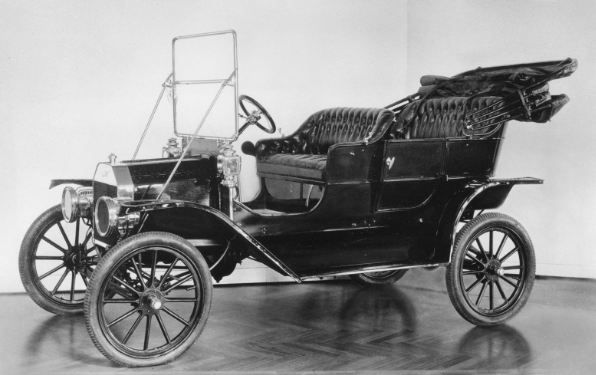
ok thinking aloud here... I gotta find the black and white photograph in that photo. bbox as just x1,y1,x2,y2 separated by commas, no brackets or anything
1,1,594,373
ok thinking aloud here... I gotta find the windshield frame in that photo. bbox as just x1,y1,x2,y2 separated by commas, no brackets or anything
171,30,239,141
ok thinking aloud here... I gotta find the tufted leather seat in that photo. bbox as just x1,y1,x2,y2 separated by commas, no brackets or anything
389,96,505,139
256,107,394,182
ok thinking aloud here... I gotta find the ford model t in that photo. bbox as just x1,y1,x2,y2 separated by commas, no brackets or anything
18,31,577,367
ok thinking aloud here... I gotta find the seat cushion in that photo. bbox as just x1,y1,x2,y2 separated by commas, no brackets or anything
257,154,327,181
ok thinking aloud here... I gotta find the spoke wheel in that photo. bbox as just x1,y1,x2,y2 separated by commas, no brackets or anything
446,213,535,326
350,269,408,286
85,232,212,367
19,205,100,314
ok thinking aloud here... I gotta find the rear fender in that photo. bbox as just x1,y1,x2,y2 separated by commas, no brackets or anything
433,178,543,264
125,201,301,283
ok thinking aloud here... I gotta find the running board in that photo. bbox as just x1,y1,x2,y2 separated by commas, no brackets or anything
299,262,448,279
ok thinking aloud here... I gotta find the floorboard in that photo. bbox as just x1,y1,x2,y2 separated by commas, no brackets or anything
2,268,595,374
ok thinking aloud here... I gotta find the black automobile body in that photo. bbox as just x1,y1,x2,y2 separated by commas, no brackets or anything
18,30,577,367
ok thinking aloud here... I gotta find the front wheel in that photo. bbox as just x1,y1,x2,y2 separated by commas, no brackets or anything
19,205,100,314
445,213,535,326
350,269,408,286
84,232,212,367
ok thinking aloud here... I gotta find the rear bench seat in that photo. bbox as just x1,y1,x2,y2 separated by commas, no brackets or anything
388,96,505,139
255,107,394,183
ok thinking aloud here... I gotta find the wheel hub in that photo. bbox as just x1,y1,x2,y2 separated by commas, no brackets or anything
140,290,164,313
64,246,89,271
485,259,504,281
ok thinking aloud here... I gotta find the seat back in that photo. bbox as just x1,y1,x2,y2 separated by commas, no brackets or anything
388,96,506,139
290,107,394,154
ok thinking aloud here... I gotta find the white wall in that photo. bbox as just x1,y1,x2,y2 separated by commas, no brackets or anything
0,0,408,292
407,0,596,278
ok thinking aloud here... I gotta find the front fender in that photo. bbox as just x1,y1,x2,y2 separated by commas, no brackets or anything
125,201,301,283
433,177,543,264
49,179,93,189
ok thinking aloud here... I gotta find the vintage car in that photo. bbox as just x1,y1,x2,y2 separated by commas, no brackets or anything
18,30,577,367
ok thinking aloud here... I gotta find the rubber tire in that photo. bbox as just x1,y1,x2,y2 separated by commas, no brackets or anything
19,205,84,315
84,232,213,367
445,212,535,326
350,269,409,286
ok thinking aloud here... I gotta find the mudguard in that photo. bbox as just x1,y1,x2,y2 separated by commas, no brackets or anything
124,200,302,283
433,177,543,264
49,179,93,189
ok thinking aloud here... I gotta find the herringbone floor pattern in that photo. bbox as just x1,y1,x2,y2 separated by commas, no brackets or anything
2,269,596,374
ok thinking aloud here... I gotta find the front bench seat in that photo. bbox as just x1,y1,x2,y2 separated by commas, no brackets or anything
255,107,394,182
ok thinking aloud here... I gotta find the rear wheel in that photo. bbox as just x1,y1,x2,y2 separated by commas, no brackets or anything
84,232,212,367
350,269,408,286
19,205,100,314
446,213,535,326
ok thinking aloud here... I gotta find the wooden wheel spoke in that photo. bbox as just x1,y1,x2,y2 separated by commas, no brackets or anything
475,238,488,261
489,281,494,310
39,262,65,280
131,256,146,291
75,219,80,247
503,265,521,270
499,247,519,263
465,277,483,293
82,232,93,250
462,270,484,275
122,313,144,344
57,222,72,248
504,273,521,280
104,298,139,304
165,297,198,303
158,259,179,288
498,274,519,288
112,275,141,296
149,250,157,288
495,279,508,301
475,280,488,306
51,268,70,295
156,313,171,344
41,237,67,254
144,315,152,350
495,233,508,259
70,270,77,301
162,306,189,326
163,274,193,294
489,230,494,258
35,256,64,260
108,307,139,328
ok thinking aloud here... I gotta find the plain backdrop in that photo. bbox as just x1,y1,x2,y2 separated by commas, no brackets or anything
0,0,593,293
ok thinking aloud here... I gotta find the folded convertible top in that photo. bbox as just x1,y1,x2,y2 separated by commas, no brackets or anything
418,58,577,100
387,58,577,138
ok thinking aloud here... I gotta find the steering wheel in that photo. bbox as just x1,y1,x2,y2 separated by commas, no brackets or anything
238,95,276,135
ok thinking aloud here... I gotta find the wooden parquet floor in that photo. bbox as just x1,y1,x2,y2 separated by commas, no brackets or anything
2,268,596,374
